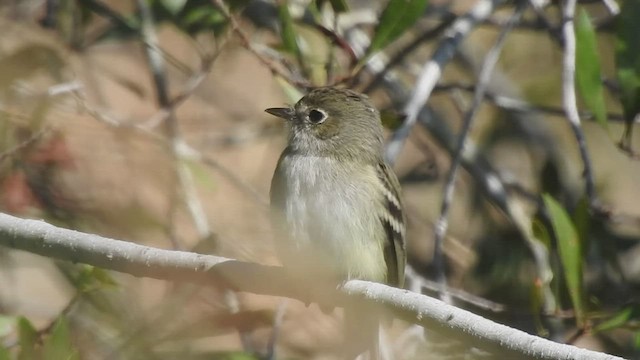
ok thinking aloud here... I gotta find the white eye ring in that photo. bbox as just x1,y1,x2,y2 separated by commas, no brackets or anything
307,109,327,124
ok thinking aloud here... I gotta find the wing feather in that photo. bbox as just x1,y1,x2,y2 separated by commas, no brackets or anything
376,162,406,288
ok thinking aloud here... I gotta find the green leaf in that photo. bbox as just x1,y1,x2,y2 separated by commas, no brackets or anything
316,0,348,12
75,265,117,292
0,315,14,338
17,317,38,360
90,267,118,287
367,0,429,57
43,317,78,360
182,7,225,28
185,159,216,192
616,0,640,131
634,332,640,349
575,8,607,129
531,218,552,249
277,2,301,57
0,345,9,360
160,0,188,15
529,278,548,337
572,197,590,251
543,194,585,326
594,306,640,332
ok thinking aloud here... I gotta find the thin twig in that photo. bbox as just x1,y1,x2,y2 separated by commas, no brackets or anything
74,91,270,208
405,266,506,313
432,2,525,302
560,0,598,208
224,289,258,355
265,300,288,360
136,0,182,249
200,155,269,207
0,127,51,164
363,12,457,94
137,0,212,249
385,0,504,165
142,24,234,129
3,292,81,349
211,0,310,88
434,82,628,123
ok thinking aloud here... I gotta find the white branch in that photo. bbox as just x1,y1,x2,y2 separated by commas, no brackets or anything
0,213,622,360
384,0,503,164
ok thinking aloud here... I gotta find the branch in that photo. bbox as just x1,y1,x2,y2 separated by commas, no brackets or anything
384,0,504,165
432,2,525,302
0,213,623,360
561,0,598,208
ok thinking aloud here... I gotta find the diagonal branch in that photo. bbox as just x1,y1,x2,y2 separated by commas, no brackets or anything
560,0,599,208
384,0,504,165
432,1,527,302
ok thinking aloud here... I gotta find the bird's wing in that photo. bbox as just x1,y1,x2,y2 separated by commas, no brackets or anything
377,162,406,288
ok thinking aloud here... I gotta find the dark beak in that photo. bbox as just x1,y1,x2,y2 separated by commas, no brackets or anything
265,107,294,120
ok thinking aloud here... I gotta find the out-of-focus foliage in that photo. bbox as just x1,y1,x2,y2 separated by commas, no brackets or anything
575,7,607,129
0,0,639,359
616,0,640,146
42,317,79,360
542,194,585,326
365,0,429,59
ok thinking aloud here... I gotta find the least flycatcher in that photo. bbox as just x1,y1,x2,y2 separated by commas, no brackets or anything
267,87,406,358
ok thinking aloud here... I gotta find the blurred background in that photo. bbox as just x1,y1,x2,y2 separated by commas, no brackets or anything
0,0,639,359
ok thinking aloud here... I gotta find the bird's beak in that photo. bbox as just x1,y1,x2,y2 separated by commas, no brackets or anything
265,107,294,120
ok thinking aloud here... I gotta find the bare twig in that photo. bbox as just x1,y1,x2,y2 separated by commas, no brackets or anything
265,300,288,360
0,127,50,164
223,289,258,355
560,0,598,208
211,0,310,88
432,2,525,302
434,82,628,123
141,19,234,129
405,266,506,313
200,155,269,207
137,0,211,248
363,12,457,94
384,0,504,165
73,91,269,208
600,0,620,15
0,213,623,360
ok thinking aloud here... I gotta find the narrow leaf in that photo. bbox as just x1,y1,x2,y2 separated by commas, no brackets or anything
367,0,429,57
575,8,607,129
17,317,38,360
277,2,301,57
616,0,640,137
594,306,640,333
572,197,590,252
543,194,585,326
43,317,79,360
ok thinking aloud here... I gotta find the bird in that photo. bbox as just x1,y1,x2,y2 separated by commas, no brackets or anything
266,87,406,359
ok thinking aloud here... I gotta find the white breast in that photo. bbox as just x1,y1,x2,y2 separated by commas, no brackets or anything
277,155,387,282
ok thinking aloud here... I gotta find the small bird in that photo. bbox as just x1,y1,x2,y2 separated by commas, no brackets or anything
267,87,406,359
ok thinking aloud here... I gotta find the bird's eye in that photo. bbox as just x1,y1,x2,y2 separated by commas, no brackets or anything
308,109,327,124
